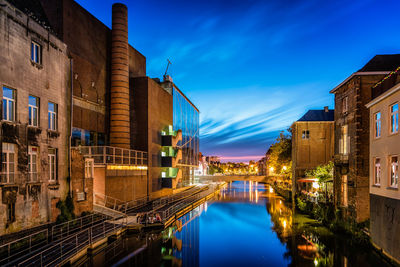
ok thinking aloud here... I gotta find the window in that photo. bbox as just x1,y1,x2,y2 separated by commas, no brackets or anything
48,148,57,181
390,156,398,188
30,41,41,64
29,96,39,127
374,158,381,185
7,203,15,223
374,112,381,138
342,96,348,114
302,130,310,139
84,158,94,178
341,175,348,207
48,102,58,131
2,87,15,121
390,103,399,134
1,143,15,183
339,125,349,155
28,146,38,182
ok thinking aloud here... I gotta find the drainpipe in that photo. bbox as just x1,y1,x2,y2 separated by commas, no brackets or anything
69,57,73,196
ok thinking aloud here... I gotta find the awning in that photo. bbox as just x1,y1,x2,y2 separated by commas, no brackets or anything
297,178,317,183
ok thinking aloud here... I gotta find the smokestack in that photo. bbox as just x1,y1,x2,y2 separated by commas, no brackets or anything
110,3,130,148
324,106,329,113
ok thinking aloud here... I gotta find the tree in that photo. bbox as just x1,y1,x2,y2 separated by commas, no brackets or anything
267,129,292,178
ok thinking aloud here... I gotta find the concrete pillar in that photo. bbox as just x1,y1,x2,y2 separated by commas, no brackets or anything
110,3,130,148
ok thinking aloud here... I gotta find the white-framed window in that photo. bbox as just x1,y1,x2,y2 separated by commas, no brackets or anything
28,146,38,182
342,96,348,114
390,156,398,188
374,112,381,138
302,130,310,139
29,95,39,127
48,102,58,131
48,148,57,181
390,103,399,134
84,158,94,178
374,158,381,185
1,143,15,183
339,125,349,155
341,175,348,207
2,87,15,122
31,41,41,64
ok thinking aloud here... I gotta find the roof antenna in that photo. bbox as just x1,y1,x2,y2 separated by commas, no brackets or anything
163,59,172,82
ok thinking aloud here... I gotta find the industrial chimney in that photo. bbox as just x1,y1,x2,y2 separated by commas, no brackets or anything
110,3,130,149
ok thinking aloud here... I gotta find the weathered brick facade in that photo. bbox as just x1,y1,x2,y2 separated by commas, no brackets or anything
332,74,388,222
0,0,70,234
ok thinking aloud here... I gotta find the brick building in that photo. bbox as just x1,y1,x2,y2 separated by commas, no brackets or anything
291,108,334,194
330,54,400,222
0,0,70,233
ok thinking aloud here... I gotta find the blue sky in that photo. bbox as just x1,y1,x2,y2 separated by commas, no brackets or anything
77,0,400,162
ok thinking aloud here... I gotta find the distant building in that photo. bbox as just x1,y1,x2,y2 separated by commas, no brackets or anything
257,157,266,176
366,68,400,263
330,54,400,222
206,156,220,166
291,107,334,194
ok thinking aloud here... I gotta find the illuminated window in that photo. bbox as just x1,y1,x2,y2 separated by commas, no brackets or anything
3,87,15,122
374,158,381,185
341,175,348,207
31,41,41,64
302,130,310,139
390,103,399,134
374,112,381,138
390,156,398,188
29,96,39,127
1,143,15,183
161,172,166,178
339,125,349,155
48,148,57,181
28,146,38,182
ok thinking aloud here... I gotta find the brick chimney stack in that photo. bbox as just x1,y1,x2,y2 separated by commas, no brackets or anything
324,106,329,113
110,3,130,148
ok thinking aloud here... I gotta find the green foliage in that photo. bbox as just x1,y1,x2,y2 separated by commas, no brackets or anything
306,161,334,183
56,195,75,223
208,164,223,175
268,129,292,176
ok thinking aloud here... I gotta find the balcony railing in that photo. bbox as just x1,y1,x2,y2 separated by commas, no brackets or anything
72,146,148,166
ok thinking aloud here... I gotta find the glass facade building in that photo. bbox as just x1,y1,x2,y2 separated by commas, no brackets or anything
173,86,199,185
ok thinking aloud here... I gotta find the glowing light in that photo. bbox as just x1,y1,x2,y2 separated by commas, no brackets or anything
269,187,274,193
314,258,318,266
269,167,274,172
283,220,287,229
282,166,287,171
107,165,148,171
312,182,320,189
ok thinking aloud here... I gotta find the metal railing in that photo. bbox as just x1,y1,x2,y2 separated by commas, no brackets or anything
0,229,48,266
94,192,148,215
72,146,148,166
15,220,125,267
51,213,108,240
152,185,206,209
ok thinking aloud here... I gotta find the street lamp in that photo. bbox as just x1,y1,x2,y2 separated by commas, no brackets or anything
282,166,287,171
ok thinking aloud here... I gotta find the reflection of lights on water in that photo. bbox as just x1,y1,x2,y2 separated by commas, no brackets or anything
312,182,320,189
255,189,258,203
205,201,208,212
314,258,318,266
269,187,274,193
279,200,282,204
283,220,287,229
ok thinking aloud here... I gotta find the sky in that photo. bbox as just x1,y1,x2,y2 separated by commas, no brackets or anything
77,0,400,162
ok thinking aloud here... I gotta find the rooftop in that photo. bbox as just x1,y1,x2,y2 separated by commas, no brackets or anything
297,109,334,122
358,54,400,72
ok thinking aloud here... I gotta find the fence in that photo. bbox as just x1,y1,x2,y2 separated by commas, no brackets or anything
152,185,207,209
94,193,148,215
0,229,48,266
72,146,148,166
13,220,124,267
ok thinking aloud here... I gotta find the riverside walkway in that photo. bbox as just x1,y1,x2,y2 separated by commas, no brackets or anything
1,182,224,267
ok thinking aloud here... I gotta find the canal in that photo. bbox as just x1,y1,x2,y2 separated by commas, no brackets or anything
83,181,392,267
